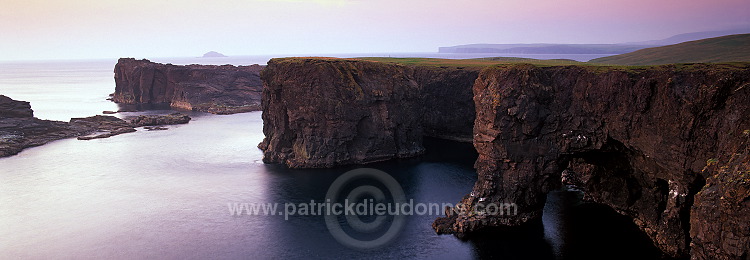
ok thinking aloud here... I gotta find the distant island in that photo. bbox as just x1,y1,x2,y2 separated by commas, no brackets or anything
438,43,656,55
439,28,750,55
202,51,227,58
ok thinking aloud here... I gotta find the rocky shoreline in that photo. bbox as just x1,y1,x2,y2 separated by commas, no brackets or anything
3,57,261,156
0,95,192,156
258,58,750,259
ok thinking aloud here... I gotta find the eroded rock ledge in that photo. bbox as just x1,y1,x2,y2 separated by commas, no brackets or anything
112,58,264,114
258,58,478,168
259,58,750,259
0,95,192,156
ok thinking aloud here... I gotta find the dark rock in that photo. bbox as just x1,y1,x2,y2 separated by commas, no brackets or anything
0,117,85,157
116,107,139,112
258,58,478,168
112,58,263,114
690,134,750,260
75,127,137,140
259,58,425,168
129,113,191,127
0,95,34,118
144,126,168,131
0,95,194,156
434,63,750,259
70,115,136,140
412,66,479,142
258,58,750,259
102,110,117,114
0,95,84,156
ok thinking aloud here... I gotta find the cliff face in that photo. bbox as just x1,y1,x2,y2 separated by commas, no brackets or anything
412,66,478,142
259,58,750,258
258,58,425,168
690,134,750,260
113,58,264,114
433,63,750,259
258,58,479,168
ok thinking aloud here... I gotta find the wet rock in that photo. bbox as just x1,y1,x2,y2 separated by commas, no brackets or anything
70,115,136,140
144,126,168,131
0,95,194,156
1,96,87,156
0,117,84,157
129,113,191,127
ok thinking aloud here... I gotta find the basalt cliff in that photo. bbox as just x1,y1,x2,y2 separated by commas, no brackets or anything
437,63,750,259
259,58,750,259
112,58,264,114
258,58,477,168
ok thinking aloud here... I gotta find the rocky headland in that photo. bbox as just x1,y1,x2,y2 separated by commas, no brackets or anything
435,63,750,259
258,58,478,168
112,58,264,114
258,58,750,259
0,95,192,156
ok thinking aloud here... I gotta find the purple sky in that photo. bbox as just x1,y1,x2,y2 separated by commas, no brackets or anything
1,0,749,60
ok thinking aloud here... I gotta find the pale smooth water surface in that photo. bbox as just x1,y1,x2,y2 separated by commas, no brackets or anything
0,56,663,260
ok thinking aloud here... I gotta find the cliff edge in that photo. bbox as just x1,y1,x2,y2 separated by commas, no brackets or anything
258,57,750,259
112,58,264,114
258,58,479,168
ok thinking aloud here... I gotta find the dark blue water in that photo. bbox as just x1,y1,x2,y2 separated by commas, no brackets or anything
0,58,663,259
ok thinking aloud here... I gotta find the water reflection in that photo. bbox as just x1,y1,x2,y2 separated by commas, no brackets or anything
0,114,479,259
0,111,667,259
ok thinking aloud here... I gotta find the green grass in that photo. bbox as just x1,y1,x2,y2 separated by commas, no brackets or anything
356,57,584,67
590,34,750,66
272,56,750,72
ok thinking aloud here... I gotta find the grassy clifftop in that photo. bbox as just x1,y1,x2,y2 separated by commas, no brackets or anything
358,57,583,67
590,34,750,65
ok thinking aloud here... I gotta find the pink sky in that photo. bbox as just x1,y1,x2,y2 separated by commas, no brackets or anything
1,0,748,60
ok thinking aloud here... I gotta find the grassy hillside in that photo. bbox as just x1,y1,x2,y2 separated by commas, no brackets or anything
358,57,583,67
590,34,750,65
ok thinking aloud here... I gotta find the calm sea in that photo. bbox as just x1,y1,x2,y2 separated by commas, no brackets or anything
0,54,661,259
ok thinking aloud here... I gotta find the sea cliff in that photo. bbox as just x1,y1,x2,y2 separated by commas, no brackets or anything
112,58,264,114
258,58,478,168
259,58,750,259
434,63,750,259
